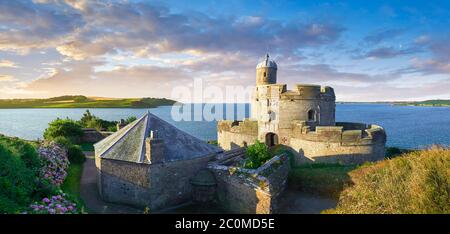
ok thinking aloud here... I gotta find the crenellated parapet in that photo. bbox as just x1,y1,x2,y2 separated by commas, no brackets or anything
291,121,386,146
278,84,335,101
217,119,258,135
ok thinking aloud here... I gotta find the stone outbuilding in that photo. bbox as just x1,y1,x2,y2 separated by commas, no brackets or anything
94,112,222,211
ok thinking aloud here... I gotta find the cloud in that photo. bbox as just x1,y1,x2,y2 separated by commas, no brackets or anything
0,74,16,82
407,35,450,75
364,28,405,44
356,46,421,59
0,0,84,53
0,60,18,68
22,61,193,98
47,2,344,60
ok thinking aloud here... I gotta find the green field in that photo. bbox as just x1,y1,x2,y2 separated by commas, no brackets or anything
0,95,176,108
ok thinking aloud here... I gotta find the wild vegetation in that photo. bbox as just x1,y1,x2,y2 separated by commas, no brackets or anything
0,95,176,108
323,146,450,214
0,135,83,214
78,109,136,132
242,140,272,169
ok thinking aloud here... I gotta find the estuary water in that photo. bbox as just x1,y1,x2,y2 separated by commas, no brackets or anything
0,103,449,149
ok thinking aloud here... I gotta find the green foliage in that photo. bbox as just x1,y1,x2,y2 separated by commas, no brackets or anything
78,109,133,132
0,143,36,213
125,116,137,124
207,140,218,145
130,97,175,108
325,146,450,214
43,118,83,143
242,140,272,169
67,145,85,164
52,136,85,164
61,164,86,212
52,136,72,148
385,147,412,159
0,135,40,172
80,143,94,152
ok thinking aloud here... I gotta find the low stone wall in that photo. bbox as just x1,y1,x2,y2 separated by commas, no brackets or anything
290,122,386,165
217,119,258,150
81,128,111,143
208,153,290,214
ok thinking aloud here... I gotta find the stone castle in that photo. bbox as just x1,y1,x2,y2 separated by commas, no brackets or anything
93,54,386,213
218,54,386,165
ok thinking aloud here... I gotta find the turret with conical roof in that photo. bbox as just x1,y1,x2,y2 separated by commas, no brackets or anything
256,53,277,85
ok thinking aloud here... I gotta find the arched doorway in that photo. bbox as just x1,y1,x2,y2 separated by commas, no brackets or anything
265,133,279,147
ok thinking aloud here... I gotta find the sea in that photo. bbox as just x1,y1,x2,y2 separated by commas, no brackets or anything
0,103,449,149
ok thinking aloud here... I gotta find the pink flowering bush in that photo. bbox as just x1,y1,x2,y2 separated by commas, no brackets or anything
37,142,69,186
28,192,79,214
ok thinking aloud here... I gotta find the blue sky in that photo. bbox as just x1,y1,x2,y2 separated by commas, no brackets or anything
0,0,449,101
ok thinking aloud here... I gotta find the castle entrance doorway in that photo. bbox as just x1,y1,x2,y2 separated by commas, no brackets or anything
265,133,278,147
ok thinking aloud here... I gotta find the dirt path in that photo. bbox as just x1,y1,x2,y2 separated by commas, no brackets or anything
80,157,141,214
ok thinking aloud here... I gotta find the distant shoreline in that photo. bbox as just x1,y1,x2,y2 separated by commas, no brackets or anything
0,95,176,109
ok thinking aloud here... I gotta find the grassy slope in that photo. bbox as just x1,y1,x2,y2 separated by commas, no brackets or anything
0,95,176,108
324,147,450,214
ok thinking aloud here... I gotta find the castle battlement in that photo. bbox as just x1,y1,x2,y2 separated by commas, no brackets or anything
291,121,386,146
254,83,335,101
217,119,258,135
220,53,386,165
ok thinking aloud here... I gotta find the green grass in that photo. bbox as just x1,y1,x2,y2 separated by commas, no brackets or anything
80,143,94,152
288,163,357,198
0,95,176,108
61,163,85,210
324,146,450,214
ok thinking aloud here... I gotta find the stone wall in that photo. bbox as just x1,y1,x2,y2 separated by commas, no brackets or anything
217,120,258,150
96,159,151,208
81,128,107,143
290,123,386,165
96,154,216,211
208,153,290,214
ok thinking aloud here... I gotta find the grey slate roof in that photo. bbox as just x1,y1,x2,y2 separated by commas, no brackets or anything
94,112,222,163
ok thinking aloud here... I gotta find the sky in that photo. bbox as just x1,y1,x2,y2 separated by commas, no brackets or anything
0,0,449,102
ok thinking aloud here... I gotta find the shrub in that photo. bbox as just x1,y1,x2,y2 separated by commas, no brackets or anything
243,140,272,169
52,136,72,148
0,144,36,213
67,145,85,164
43,118,83,143
0,135,40,173
38,142,70,186
325,146,450,214
28,192,80,214
52,136,86,164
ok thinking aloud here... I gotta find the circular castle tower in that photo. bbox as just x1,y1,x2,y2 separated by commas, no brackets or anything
218,54,386,165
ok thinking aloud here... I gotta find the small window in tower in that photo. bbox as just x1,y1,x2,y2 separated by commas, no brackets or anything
308,109,316,121
264,72,266,77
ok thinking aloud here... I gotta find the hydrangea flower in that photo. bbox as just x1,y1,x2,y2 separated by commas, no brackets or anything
37,142,69,186
28,193,79,214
